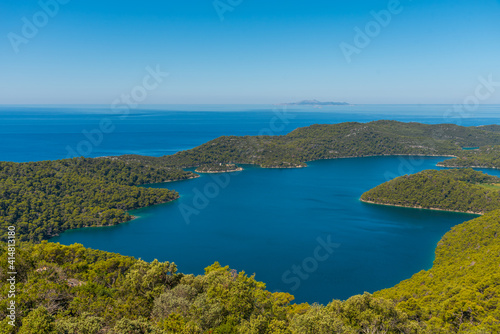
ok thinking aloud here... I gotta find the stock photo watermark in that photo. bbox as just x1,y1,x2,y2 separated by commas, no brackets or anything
382,74,500,182
7,0,71,54
179,172,237,224
213,0,244,21
6,226,17,327
340,0,408,64
65,65,168,159
443,74,500,125
282,235,340,291
179,107,295,224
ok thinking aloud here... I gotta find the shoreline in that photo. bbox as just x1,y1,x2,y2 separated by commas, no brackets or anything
360,198,483,215
437,163,500,170
195,167,244,173
142,174,201,185
263,165,307,169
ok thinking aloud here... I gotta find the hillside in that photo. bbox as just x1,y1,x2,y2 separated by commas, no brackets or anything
116,121,500,168
0,158,194,242
3,121,500,332
0,241,423,333
376,210,500,333
439,146,500,169
361,169,500,214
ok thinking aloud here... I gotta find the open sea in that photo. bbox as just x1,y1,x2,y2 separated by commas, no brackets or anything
2,104,500,304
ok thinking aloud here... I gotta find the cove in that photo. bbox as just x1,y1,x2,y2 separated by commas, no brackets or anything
50,156,500,304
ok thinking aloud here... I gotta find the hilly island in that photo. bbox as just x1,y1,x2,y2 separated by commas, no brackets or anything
2,120,500,333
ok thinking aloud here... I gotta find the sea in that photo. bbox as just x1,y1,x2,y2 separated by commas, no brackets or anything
2,104,500,304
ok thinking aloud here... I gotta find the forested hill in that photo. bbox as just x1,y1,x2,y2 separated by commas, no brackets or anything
361,169,500,214
439,145,500,169
376,210,500,333
115,121,500,168
0,158,195,242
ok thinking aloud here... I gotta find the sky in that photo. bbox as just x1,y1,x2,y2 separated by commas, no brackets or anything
1,0,500,105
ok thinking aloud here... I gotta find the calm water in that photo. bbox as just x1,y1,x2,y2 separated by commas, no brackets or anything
50,157,500,304
2,104,500,162
3,105,500,304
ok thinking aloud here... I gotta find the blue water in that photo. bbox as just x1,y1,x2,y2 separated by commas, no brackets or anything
3,105,500,304
1,104,500,162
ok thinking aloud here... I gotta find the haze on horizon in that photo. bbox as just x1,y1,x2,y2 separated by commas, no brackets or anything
1,0,500,105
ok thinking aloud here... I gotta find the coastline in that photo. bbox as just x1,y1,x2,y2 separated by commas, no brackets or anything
360,198,484,215
263,165,307,169
437,163,500,170
195,167,244,173
143,174,201,185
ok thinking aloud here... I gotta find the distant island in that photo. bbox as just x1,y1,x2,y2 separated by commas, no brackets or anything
278,99,350,106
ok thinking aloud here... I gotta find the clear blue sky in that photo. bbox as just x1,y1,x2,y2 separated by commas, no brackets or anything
1,0,500,104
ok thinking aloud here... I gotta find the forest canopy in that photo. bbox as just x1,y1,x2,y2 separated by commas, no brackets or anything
0,158,194,242
361,168,500,214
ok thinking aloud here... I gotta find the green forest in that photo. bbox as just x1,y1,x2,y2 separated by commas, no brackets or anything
439,146,500,169
195,164,242,173
376,210,500,333
0,158,194,242
2,121,500,333
361,169,500,214
115,121,500,169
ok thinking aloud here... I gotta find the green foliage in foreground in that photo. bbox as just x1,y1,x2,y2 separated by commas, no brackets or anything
1,241,423,333
0,158,194,242
116,121,500,168
5,209,500,334
439,146,500,169
361,169,500,214
376,210,500,333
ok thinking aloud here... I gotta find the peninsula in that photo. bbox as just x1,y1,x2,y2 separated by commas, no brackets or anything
361,168,500,214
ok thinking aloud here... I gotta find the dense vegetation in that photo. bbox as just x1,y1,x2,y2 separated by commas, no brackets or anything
0,158,195,242
4,209,500,333
3,121,500,332
0,241,423,333
439,146,500,169
376,210,500,333
195,163,242,173
116,121,500,168
361,169,500,214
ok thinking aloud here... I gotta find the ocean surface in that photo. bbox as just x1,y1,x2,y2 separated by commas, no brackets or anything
3,104,500,304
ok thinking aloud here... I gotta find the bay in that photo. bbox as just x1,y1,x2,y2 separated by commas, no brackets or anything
2,104,500,304
51,157,500,304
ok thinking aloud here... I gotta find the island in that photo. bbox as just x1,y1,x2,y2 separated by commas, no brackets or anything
4,120,500,333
